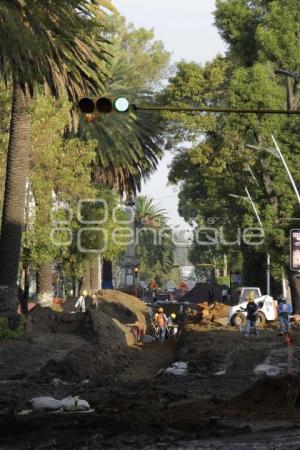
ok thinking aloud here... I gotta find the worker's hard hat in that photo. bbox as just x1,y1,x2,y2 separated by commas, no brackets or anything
170,313,176,320
82,290,88,296
154,313,158,319
248,291,255,301
158,307,164,313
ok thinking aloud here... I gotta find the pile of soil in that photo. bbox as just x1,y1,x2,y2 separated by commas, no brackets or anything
0,290,150,412
181,282,229,304
197,301,230,325
232,376,300,411
96,289,148,326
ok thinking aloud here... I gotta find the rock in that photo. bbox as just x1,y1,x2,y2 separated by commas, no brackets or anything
35,440,57,450
51,377,66,386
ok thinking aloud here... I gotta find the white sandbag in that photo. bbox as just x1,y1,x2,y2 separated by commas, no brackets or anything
61,396,76,411
76,399,90,411
61,396,90,411
164,361,188,376
30,397,63,412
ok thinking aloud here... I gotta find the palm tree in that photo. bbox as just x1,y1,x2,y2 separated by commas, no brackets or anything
81,58,165,197
0,0,115,324
134,196,175,275
79,42,168,288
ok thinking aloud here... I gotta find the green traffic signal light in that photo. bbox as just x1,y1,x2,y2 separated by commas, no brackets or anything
114,97,130,113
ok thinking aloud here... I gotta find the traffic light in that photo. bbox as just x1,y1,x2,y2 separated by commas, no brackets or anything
78,96,130,122
134,266,139,278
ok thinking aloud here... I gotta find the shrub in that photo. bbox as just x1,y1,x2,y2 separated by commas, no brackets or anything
0,318,23,340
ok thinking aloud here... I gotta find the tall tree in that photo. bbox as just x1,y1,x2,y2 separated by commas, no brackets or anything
134,196,175,280
79,17,170,287
0,0,114,324
81,16,170,197
162,0,300,310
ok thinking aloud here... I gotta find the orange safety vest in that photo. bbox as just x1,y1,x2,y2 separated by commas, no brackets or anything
150,281,158,290
157,312,167,327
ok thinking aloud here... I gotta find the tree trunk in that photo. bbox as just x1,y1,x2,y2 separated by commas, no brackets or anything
287,269,300,314
36,262,53,307
0,76,31,326
20,263,30,314
90,259,100,293
223,254,228,277
79,270,91,294
72,278,77,297
102,259,113,289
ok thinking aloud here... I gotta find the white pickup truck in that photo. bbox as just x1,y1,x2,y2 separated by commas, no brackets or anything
229,287,277,327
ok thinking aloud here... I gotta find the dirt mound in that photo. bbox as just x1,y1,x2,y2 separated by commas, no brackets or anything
96,289,148,324
181,282,228,304
233,376,300,410
0,290,150,395
197,301,229,323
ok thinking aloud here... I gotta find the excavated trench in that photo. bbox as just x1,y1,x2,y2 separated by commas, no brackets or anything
0,293,300,448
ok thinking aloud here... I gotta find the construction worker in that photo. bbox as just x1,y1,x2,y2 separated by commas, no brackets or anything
242,291,258,337
75,290,88,313
278,296,293,335
156,307,168,342
131,320,144,344
167,313,178,337
152,312,159,340
150,279,158,303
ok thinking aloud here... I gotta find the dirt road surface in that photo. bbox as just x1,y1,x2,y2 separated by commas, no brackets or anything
1,298,300,448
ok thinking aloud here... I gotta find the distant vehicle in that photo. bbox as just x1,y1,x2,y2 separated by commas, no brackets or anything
229,287,277,327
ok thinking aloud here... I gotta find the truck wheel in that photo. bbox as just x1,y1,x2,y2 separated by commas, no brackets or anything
256,312,266,328
232,313,246,327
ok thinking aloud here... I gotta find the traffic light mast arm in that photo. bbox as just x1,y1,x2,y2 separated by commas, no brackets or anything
131,105,300,115
78,97,300,116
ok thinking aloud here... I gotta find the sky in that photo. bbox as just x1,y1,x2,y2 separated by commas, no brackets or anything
113,0,227,228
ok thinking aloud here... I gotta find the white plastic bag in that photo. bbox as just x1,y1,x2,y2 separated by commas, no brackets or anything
30,397,63,412
61,396,90,411
77,399,90,411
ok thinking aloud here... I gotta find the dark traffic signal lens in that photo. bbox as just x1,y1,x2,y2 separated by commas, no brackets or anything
78,98,95,113
96,97,113,113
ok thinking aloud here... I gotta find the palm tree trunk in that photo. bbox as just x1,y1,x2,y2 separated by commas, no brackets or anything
79,270,91,294
287,269,300,314
90,259,100,293
36,262,53,307
0,76,31,325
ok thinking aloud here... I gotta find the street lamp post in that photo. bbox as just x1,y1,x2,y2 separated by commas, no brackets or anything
229,188,271,295
271,135,300,209
246,134,300,296
245,187,271,296
246,135,300,208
